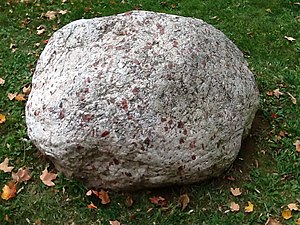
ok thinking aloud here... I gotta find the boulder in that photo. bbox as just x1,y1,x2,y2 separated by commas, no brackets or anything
26,10,259,191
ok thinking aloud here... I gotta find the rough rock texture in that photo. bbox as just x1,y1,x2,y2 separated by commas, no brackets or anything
26,10,259,191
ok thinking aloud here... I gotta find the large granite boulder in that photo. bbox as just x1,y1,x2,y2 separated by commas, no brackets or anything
26,10,259,191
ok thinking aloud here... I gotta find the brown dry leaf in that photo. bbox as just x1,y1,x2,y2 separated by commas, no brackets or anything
230,187,242,196
265,218,282,225
98,189,110,204
284,36,296,42
109,220,121,225
87,202,97,209
15,93,26,101
1,182,17,200
230,202,240,212
125,196,134,207
0,77,5,85
40,168,57,186
0,158,14,172
294,140,300,152
288,203,299,211
0,114,6,124
23,86,31,95
282,209,292,220
37,25,46,35
178,193,190,210
8,92,17,100
12,167,31,183
287,92,297,104
45,11,57,20
245,201,254,213
273,89,283,98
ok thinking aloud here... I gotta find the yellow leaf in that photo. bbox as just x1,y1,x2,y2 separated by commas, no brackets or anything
1,182,17,200
178,194,190,210
0,158,14,172
245,201,254,213
15,93,26,101
40,168,57,186
0,114,6,124
282,209,292,220
230,187,242,196
0,77,5,85
230,202,240,212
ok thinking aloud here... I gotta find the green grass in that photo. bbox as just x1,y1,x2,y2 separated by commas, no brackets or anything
0,0,299,224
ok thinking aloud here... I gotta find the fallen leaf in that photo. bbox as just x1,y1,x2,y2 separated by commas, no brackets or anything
58,10,68,15
294,2,300,5
12,167,31,183
282,209,292,220
45,11,56,20
294,140,300,152
273,89,283,98
23,86,31,95
1,182,17,200
0,158,14,172
178,194,190,210
15,93,26,101
8,92,17,100
0,78,5,85
288,203,299,211
125,196,134,207
98,189,110,204
297,218,300,224
245,201,254,213
284,36,296,42
265,218,282,225
287,92,297,104
150,196,168,207
265,8,272,13
5,214,13,224
87,202,97,209
9,43,17,53
266,91,273,96
40,168,57,186
230,187,242,196
0,114,6,124
230,202,240,212
34,219,42,225
37,25,46,35
109,221,121,225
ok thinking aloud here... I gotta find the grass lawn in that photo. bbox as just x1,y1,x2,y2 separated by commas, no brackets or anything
0,0,299,224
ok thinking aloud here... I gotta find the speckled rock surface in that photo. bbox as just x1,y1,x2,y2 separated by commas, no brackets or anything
26,10,259,191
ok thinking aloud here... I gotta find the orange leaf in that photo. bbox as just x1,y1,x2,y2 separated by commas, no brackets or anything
0,114,6,124
98,189,110,204
1,182,17,200
150,196,168,206
294,140,300,152
297,218,300,224
178,194,190,210
230,187,242,196
12,167,31,183
245,201,254,213
109,220,121,225
87,202,97,209
0,158,14,172
7,92,17,100
15,93,26,101
230,202,240,212
265,218,282,225
282,209,292,220
40,168,57,186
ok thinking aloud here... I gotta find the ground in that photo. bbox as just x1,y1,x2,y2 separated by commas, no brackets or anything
0,0,299,224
